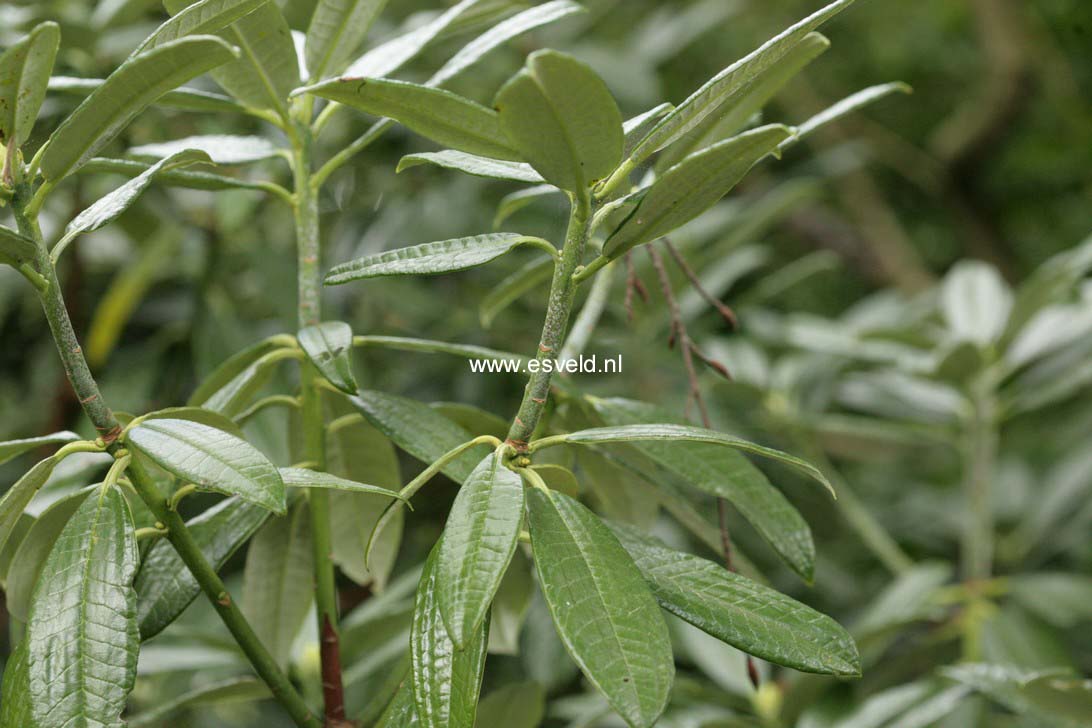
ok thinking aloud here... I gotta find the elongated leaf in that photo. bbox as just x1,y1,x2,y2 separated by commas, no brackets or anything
140,405,245,438
609,524,859,675
0,226,38,268
127,678,268,728
0,456,62,556
298,78,519,160
437,453,524,647
137,0,267,51
625,0,856,166
136,496,270,638
126,418,286,513
398,150,545,184
942,664,1090,727
789,82,912,145
350,391,485,483
526,489,673,728
164,0,297,114
587,397,816,580
306,0,389,80
355,336,526,364
280,466,405,499
495,50,622,191
242,502,313,667
376,678,419,728
0,431,79,465
487,550,533,655
188,334,293,406
298,320,357,393
474,682,545,728
428,1,585,88
603,124,793,259
327,233,554,285
494,186,559,229
412,546,489,728
49,75,245,114
0,21,59,148
623,103,674,156
0,639,33,728
77,157,277,191
41,36,238,181
130,134,281,164
26,486,138,728
55,149,211,256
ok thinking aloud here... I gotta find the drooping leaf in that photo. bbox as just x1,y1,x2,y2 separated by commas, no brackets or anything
0,226,38,268
48,76,245,114
136,0,268,51
129,134,282,164
136,496,270,638
526,489,673,728
26,487,138,728
305,0,389,80
398,150,545,184
623,0,856,167
126,418,286,513
0,21,60,148
609,524,860,676
326,233,554,285
164,0,297,114
495,49,623,191
0,431,79,466
297,321,357,393
474,682,546,728
40,36,239,181
0,456,64,556
437,452,525,647
411,545,489,728
602,124,793,259
242,501,313,667
279,466,405,499
300,78,519,160
0,639,33,728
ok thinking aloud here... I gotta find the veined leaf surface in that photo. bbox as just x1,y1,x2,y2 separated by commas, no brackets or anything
298,321,357,393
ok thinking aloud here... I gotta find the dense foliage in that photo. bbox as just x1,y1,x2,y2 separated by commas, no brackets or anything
0,1,1089,727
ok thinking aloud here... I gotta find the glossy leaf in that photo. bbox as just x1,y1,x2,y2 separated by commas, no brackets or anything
26,487,138,728
603,124,793,259
0,21,59,148
187,335,293,407
526,489,673,728
411,546,489,728
474,682,545,728
40,36,239,181
137,0,267,51
610,524,860,675
296,321,356,393
139,405,246,439
164,0,297,114
587,397,816,581
242,502,313,667
129,134,281,164
305,0,388,80
300,78,519,160
624,0,856,166
398,150,545,183
326,233,554,285
438,452,525,647
0,456,63,557
126,418,286,513
0,430,79,466
375,678,419,728
136,496,270,638
495,49,623,191
0,226,38,268
280,466,405,499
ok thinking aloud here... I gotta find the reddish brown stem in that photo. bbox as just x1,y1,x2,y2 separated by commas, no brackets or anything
320,616,350,727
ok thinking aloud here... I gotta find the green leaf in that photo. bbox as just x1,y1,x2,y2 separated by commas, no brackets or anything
0,21,59,148
487,550,533,655
326,233,554,285
585,397,817,581
164,0,297,114
40,36,239,181
126,418,286,513
437,452,525,647
136,496,270,638
280,466,405,499
127,677,268,728
0,226,38,268
940,261,1013,346
187,334,293,407
609,524,860,676
242,501,313,667
495,49,623,192
494,186,559,229
526,489,672,727
0,639,33,727
412,545,489,728
622,103,674,157
55,149,212,257
398,150,545,183
0,456,63,557
376,677,419,728
48,76,245,114
26,486,138,728
139,405,246,438
427,1,586,88
305,0,389,80
1008,573,1092,629
298,77,519,161
137,0,268,51
474,682,545,728
624,0,856,167
298,321,357,393
789,82,912,146
942,664,1090,727
0,431,79,466
603,124,793,259
76,157,278,192
129,134,281,164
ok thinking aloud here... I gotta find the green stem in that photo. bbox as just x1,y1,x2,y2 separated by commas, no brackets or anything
506,191,593,448
962,381,998,581
12,186,320,728
291,125,346,724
